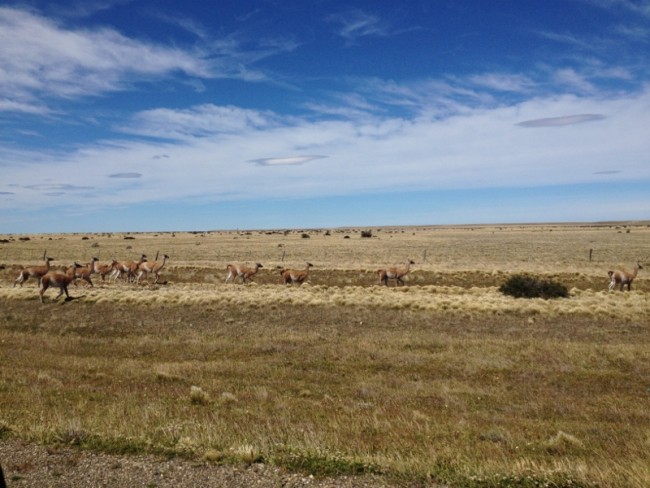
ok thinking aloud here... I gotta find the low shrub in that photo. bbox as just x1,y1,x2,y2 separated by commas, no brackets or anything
499,274,568,299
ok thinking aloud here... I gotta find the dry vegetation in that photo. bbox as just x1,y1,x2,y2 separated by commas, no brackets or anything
1,223,649,487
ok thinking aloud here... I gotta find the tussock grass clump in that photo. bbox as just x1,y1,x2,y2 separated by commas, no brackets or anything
231,444,263,464
544,431,586,455
499,274,569,299
56,419,89,446
220,392,238,404
203,448,224,463
189,385,210,405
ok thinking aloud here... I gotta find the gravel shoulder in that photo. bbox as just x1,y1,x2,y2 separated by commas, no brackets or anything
0,439,434,488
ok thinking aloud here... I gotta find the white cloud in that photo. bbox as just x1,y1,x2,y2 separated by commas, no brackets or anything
120,104,279,140
0,98,52,114
2,87,648,212
0,7,212,108
351,77,494,117
0,6,295,113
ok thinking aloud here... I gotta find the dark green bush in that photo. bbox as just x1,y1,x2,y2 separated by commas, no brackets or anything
499,274,568,299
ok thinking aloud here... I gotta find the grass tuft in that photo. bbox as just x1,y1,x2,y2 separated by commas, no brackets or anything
189,386,210,405
544,431,586,455
220,392,238,404
231,444,263,465
203,448,223,463
56,419,89,446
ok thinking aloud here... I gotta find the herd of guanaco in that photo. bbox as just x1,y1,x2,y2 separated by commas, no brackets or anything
12,252,171,303
9,251,645,303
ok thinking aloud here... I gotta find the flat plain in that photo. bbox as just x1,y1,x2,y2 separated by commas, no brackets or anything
1,222,648,487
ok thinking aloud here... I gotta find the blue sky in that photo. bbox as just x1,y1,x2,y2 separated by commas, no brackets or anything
1,0,649,233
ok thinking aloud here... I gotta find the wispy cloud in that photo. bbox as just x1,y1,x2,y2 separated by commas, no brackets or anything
348,77,495,118
537,30,595,51
468,73,535,93
48,0,132,19
0,6,295,114
0,98,52,115
553,68,597,94
152,11,211,40
0,7,212,110
120,104,278,140
614,23,650,41
585,0,650,18
328,9,389,41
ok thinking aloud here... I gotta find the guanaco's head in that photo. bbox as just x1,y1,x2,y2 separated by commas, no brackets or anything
306,262,314,268
256,263,263,268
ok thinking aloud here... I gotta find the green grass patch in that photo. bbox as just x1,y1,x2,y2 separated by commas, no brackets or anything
274,448,382,477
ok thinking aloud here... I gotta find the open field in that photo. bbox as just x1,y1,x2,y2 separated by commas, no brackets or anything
1,223,649,487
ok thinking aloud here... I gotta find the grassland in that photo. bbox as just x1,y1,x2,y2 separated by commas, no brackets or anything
1,223,649,487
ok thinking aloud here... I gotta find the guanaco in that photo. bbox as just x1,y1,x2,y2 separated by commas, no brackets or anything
225,262,263,284
280,262,313,285
39,263,81,303
608,260,643,291
14,256,54,288
378,259,415,286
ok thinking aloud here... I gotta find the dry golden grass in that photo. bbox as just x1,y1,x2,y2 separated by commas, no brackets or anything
2,221,649,273
1,222,649,487
2,282,647,322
